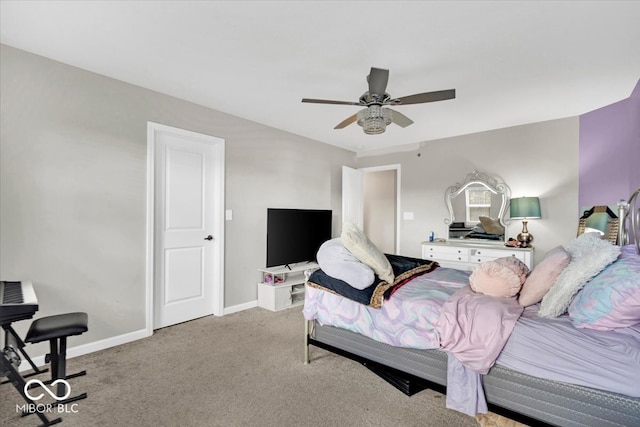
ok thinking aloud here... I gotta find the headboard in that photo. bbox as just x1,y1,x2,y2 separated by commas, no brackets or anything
618,188,640,252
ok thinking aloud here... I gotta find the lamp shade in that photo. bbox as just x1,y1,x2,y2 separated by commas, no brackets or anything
510,197,541,219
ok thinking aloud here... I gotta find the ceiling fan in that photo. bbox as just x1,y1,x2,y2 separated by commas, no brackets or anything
302,67,456,135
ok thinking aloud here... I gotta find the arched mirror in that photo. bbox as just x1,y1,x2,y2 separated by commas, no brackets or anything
444,170,511,242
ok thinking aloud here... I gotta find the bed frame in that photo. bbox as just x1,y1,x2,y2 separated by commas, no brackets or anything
304,190,640,427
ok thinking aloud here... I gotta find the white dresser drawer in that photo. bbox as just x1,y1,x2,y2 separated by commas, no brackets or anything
423,245,470,256
421,241,533,270
424,251,469,263
472,248,527,263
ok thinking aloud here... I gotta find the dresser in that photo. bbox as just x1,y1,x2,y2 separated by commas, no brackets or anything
421,241,534,271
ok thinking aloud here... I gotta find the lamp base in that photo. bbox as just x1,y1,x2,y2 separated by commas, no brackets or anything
517,232,534,248
517,220,534,248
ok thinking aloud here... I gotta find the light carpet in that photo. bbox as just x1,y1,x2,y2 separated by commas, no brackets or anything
1,307,486,426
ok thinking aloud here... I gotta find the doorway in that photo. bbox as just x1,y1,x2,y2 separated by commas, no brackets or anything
342,165,400,254
146,122,225,332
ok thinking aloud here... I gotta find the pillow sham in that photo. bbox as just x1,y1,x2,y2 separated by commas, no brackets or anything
316,238,375,290
478,216,504,235
472,223,486,233
469,258,525,298
568,245,640,330
538,233,621,318
518,246,571,306
341,222,394,283
494,257,529,283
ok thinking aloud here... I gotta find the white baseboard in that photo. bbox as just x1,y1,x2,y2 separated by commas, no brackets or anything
223,300,257,315
19,327,151,372
17,302,257,372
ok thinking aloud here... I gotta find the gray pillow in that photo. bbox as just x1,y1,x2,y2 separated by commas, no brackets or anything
316,238,375,290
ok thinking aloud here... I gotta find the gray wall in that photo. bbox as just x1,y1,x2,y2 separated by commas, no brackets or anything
356,118,580,265
0,44,582,360
0,45,355,353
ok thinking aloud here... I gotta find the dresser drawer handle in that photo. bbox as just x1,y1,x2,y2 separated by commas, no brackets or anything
477,251,482,255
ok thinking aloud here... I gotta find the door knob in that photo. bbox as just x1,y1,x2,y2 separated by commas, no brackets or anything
204,235,214,241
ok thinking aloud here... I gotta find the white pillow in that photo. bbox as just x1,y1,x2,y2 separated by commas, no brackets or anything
340,222,395,284
538,233,621,318
316,238,375,290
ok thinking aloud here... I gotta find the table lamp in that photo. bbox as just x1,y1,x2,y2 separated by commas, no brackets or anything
510,197,541,248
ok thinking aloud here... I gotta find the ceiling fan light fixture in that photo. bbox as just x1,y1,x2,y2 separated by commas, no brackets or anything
357,105,392,135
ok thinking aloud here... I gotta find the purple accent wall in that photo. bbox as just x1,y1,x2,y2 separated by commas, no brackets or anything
579,79,640,207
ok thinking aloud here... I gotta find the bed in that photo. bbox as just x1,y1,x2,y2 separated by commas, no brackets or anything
302,190,640,427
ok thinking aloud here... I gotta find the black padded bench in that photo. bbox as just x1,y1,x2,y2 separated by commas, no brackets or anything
25,312,88,404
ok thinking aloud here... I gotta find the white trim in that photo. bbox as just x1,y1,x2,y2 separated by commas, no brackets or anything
360,164,402,254
145,125,155,337
146,122,226,333
223,300,257,315
19,328,150,372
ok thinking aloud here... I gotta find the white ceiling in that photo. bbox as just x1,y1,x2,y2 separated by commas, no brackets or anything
2,1,639,153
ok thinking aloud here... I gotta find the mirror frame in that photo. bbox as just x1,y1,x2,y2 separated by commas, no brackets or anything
577,205,619,244
444,170,511,238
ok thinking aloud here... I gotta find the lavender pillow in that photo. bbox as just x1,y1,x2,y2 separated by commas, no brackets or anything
316,238,375,290
519,246,571,306
568,245,640,330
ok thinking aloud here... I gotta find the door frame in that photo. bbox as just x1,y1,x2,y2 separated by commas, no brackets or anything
145,122,225,336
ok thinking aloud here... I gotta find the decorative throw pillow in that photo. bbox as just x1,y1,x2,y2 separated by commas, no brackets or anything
316,238,375,290
518,246,571,306
493,257,530,283
469,259,524,298
538,233,621,318
341,222,394,283
478,216,505,235
568,245,640,330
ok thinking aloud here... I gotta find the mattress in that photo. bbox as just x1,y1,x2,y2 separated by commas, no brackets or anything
305,267,640,397
310,321,640,427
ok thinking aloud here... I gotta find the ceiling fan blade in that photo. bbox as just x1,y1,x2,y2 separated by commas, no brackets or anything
367,67,389,97
388,109,414,128
334,113,358,129
392,89,456,105
302,98,361,106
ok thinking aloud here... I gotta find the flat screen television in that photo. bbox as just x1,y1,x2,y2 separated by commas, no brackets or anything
266,208,332,268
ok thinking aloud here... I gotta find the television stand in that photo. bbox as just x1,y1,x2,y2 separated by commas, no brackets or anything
257,263,319,311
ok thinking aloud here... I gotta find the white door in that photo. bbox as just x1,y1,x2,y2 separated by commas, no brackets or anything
342,166,364,229
149,123,225,329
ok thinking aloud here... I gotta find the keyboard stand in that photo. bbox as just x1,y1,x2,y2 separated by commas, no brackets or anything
1,324,48,384
1,349,62,426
